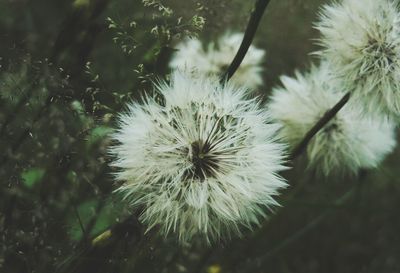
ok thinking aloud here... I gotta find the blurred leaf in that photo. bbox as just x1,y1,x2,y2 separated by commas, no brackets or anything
207,265,221,273
21,168,45,188
67,198,123,241
71,100,93,127
67,170,78,184
87,126,113,146
73,0,90,8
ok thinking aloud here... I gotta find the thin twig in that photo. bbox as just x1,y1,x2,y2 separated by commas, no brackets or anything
240,186,357,273
221,0,271,83
290,92,351,160
73,205,86,235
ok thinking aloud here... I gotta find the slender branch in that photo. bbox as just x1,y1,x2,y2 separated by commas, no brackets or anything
289,92,351,160
73,205,86,235
245,188,356,273
221,0,271,82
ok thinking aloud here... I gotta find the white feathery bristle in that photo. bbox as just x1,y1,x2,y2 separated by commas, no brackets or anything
110,71,287,243
268,62,397,176
169,32,266,90
315,0,400,118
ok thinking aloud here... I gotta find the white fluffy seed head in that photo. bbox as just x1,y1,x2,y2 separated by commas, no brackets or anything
110,71,287,243
268,63,397,176
315,0,400,117
169,32,266,90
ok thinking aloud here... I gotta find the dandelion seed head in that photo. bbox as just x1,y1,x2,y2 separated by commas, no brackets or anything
169,33,265,90
269,63,396,176
111,71,287,243
315,0,400,117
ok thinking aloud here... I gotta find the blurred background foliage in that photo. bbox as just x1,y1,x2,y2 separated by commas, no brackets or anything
1,0,399,272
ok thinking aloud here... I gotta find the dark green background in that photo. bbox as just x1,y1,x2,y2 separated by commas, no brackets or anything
1,0,399,272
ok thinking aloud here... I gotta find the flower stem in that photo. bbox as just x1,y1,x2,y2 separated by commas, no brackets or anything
290,92,351,160
221,0,271,82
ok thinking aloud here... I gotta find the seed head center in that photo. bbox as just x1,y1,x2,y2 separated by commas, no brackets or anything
187,139,219,181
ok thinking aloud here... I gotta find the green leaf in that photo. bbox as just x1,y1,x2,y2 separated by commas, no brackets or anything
87,126,113,147
67,198,123,241
21,168,45,189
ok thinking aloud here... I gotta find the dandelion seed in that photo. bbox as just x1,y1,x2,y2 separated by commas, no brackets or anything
110,71,287,243
268,63,396,176
315,0,400,117
169,33,266,90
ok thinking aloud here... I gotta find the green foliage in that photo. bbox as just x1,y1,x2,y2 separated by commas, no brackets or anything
67,198,123,241
21,168,45,189
87,126,113,147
